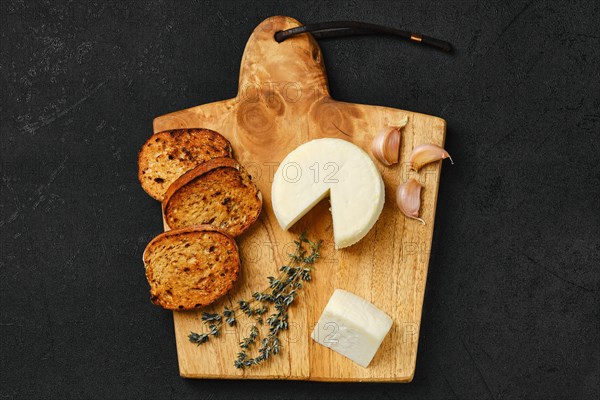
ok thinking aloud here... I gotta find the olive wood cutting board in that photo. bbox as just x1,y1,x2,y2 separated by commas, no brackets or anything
153,15,446,382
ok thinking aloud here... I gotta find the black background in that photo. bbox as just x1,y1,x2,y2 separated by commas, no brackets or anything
1,1,599,399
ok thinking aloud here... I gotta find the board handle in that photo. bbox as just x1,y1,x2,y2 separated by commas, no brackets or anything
274,21,453,53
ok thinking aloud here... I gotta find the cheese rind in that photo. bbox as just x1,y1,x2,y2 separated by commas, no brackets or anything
271,138,384,248
311,289,393,368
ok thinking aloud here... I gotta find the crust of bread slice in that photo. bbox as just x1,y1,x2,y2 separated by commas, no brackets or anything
143,225,240,310
162,157,262,237
138,128,232,201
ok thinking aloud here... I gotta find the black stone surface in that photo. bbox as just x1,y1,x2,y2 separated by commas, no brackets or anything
1,1,599,399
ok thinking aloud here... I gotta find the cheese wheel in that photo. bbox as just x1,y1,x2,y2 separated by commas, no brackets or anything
271,138,384,248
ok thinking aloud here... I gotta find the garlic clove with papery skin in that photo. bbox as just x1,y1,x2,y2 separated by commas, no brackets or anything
396,179,425,225
409,144,453,171
371,118,408,166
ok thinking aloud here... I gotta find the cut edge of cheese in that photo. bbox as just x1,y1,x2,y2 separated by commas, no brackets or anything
280,188,330,230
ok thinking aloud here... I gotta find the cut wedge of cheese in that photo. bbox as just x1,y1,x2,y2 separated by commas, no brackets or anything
271,138,384,248
311,289,393,368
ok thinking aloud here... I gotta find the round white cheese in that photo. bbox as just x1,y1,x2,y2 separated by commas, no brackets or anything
271,138,384,248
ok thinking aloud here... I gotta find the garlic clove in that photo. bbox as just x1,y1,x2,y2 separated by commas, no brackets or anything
409,144,453,171
371,118,408,166
396,179,425,224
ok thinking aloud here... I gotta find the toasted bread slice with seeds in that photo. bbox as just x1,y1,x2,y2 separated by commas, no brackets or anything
163,157,262,237
138,128,232,201
143,226,240,310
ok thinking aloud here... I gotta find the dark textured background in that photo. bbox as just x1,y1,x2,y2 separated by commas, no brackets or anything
1,1,599,399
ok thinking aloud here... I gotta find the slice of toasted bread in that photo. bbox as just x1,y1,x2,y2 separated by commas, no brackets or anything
143,226,240,310
138,128,233,201
163,157,262,237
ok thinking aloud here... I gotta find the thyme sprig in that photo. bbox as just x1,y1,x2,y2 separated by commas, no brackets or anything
188,232,322,369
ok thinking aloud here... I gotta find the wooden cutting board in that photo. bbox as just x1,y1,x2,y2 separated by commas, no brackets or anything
153,16,446,382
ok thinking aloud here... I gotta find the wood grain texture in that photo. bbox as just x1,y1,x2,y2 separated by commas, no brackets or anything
153,16,446,382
